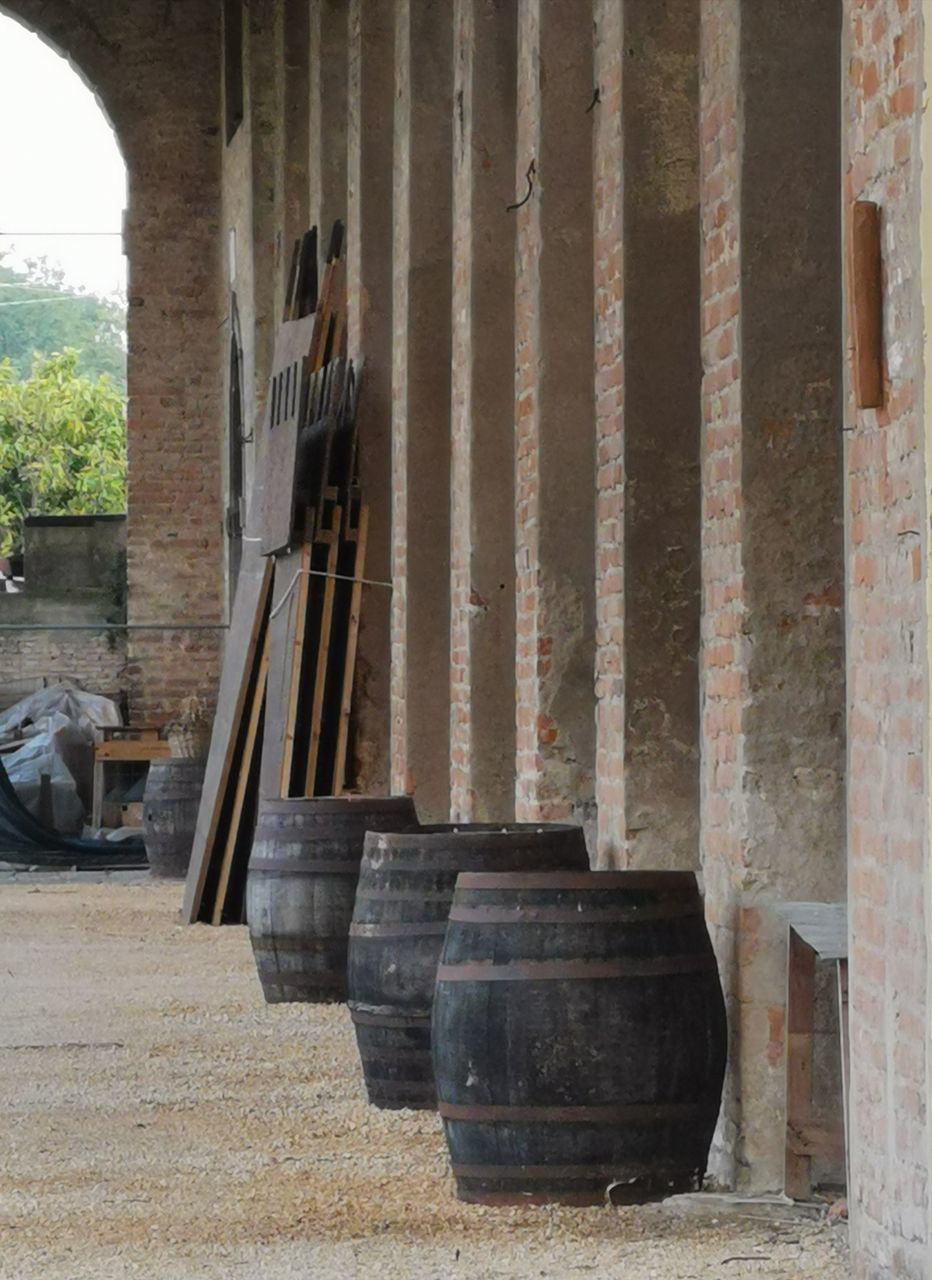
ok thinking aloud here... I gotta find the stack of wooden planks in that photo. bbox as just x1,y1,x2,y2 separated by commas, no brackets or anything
182,222,369,926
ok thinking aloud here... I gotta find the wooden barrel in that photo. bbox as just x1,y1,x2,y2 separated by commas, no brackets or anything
432,871,727,1206
142,758,206,879
245,795,418,1004
348,823,589,1110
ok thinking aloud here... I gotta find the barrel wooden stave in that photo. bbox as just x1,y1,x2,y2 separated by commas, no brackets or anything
432,871,727,1205
246,795,418,1005
348,824,589,1110
142,758,206,879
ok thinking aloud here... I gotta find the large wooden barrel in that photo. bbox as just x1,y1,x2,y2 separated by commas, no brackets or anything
245,795,418,1004
432,871,727,1205
348,823,589,1110
142,758,206,878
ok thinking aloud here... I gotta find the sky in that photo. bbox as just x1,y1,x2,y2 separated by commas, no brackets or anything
0,14,126,298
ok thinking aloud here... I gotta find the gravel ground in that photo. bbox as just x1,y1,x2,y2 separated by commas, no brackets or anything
0,881,849,1279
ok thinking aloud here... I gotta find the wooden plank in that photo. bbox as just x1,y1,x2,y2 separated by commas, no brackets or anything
786,1123,845,1162
293,226,319,320
332,503,368,793
785,927,817,1201
304,505,342,794
181,555,273,924
282,237,300,323
837,958,851,1195
279,535,313,795
850,200,883,409
259,314,317,557
95,741,171,762
210,626,270,926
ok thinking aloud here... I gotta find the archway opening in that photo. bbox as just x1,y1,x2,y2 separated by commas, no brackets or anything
0,11,127,579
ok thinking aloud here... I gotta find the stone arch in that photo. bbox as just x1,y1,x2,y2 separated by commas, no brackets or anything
0,0,225,724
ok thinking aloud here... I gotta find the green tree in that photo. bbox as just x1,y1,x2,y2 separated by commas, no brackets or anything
0,255,126,393
0,350,126,556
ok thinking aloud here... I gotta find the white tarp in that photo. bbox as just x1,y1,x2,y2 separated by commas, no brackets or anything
0,682,122,835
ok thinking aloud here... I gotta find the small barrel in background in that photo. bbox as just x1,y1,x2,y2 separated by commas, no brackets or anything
347,823,589,1110
245,795,418,1004
432,870,727,1205
142,758,207,878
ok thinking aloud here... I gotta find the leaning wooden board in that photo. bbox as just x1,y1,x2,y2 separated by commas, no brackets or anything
259,315,317,557
181,549,272,924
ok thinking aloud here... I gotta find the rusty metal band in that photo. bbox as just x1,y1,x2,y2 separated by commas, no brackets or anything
349,921,448,938
447,903,701,925
438,1101,710,1124
354,888,454,903
436,954,718,982
454,871,698,892
251,858,359,875
350,1008,430,1029
452,1163,655,1181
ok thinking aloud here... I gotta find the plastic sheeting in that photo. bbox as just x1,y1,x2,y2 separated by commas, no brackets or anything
0,682,146,868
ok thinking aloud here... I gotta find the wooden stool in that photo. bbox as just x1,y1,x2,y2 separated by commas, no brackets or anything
91,726,171,829
779,901,849,1201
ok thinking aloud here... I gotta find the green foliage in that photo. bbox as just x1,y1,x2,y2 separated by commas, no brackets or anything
0,350,126,556
0,255,126,393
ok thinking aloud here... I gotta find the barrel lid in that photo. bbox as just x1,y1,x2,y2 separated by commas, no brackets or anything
453,870,699,891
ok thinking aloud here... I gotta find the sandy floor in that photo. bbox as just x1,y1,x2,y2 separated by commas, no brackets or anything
0,881,848,1279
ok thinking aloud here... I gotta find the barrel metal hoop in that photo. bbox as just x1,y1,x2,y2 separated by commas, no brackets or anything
250,859,360,875
255,971,345,989
365,1078,437,1098
436,955,719,982
349,1006,431,1028
454,871,698,891
446,904,702,925
355,888,456,903
451,1163,673,1180
438,1101,712,1124
349,921,449,938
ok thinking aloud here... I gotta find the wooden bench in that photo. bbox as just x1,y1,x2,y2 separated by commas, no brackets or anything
91,726,170,829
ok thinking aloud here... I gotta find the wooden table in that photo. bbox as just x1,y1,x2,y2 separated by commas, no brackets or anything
779,901,849,1201
91,726,171,829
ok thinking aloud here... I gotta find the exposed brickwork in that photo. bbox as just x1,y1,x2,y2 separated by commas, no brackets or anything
844,0,928,1273
5,0,225,726
592,0,625,869
0,633,126,709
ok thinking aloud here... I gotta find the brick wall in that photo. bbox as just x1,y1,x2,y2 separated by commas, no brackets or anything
4,0,225,726
844,0,929,1273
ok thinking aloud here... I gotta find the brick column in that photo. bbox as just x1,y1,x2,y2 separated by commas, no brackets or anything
622,0,701,872
309,0,348,247
449,0,517,822
514,0,596,834
347,0,393,793
390,0,453,818
699,0,845,1191
282,0,310,253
